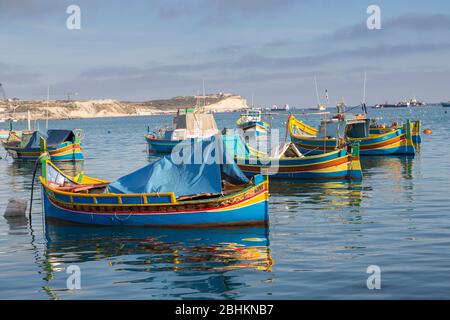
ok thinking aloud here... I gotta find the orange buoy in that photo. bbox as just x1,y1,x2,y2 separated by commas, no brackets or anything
423,129,432,134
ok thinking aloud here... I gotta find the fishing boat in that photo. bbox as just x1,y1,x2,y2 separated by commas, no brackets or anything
224,135,362,180
145,108,219,154
441,102,450,107
288,114,416,156
2,129,83,161
236,108,270,136
39,136,269,227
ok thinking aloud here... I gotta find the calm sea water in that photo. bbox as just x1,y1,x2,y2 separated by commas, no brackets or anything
1,106,450,299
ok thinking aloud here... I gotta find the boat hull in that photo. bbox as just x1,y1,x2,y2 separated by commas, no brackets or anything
4,143,84,162
291,133,415,156
41,179,269,228
145,136,221,154
241,121,269,135
236,149,363,180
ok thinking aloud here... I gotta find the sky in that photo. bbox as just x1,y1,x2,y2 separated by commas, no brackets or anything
1,0,450,106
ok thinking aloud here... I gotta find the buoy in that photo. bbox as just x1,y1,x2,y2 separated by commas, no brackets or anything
423,129,432,134
4,198,28,218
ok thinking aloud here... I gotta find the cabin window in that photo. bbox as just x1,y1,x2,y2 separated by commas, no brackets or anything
346,123,368,138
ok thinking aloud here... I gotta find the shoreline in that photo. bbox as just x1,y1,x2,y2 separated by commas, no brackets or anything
0,93,249,122
0,109,247,122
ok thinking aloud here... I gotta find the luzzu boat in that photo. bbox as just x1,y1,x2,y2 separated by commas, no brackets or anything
236,108,270,136
224,135,362,180
2,129,83,161
145,108,219,154
288,114,416,156
39,137,269,227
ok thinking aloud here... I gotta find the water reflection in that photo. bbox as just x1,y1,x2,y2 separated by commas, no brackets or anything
269,180,364,209
4,215,28,232
41,223,273,298
361,155,414,179
5,161,83,187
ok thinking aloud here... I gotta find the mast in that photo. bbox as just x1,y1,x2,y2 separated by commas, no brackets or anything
314,76,320,108
46,86,49,129
202,79,205,107
363,71,367,104
27,110,31,130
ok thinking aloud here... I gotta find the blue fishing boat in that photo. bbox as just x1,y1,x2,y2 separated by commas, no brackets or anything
441,102,450,108
39,136,269,227
2,129,83,161
236,108,270,136
145,109,219,154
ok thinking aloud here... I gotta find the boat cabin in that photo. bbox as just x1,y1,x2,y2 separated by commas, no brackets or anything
317,116,370,139
241,108,262,123
164,112,219,140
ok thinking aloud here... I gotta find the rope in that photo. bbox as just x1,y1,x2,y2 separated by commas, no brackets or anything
29,152,49,222
114,211,133,222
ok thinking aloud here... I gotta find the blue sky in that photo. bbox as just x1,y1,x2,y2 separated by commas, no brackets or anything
1,0,450,106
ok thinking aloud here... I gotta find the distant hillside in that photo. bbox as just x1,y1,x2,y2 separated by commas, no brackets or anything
0,93,248,120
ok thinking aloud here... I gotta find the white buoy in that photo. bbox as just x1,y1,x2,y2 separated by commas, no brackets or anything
4,198,28,217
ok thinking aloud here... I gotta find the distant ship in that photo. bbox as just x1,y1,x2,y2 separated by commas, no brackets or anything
404,98,426,107
373,102,400,109
375,98,426,108
306,103,326,111
441,102,450,107
270,104,290,112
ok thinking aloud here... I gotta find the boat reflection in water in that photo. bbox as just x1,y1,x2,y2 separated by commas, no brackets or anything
269,180,364,209
360,155,414,180
41,222,273,298
6,160,83,182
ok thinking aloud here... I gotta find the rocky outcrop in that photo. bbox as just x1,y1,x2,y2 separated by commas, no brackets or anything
0,93,248,120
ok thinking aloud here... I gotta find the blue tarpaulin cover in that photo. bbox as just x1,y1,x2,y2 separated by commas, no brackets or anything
107,136,249,197
25,131,47,149
46,130,74,148
222,134,251,158
24,129,74,149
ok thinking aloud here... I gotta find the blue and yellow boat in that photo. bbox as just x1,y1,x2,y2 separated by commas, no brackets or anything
224,135,362,180
236,108,270,136
288,114,416,156
39,137,269,227
2,129,83,161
